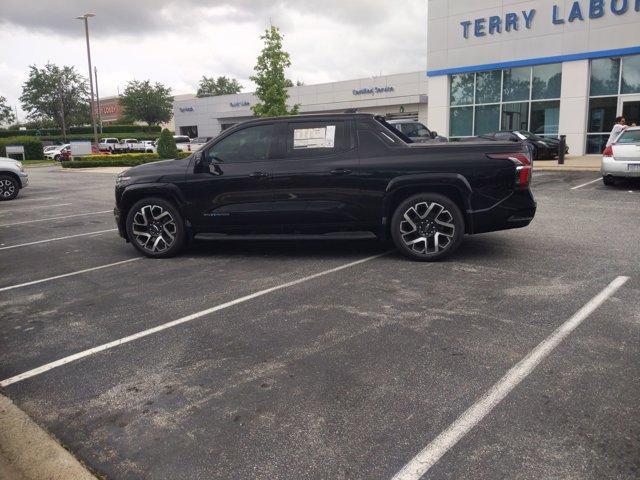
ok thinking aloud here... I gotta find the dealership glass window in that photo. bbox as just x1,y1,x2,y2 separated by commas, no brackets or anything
503,67,531,102
530,101,560,136
475,70,501,104
589,58,621,96
621,55,640,94
587,97,618,133
450,73,475,106
532,64,562,100
450,107,473,137
474,105,500,136
586,135,608,154
501,102,529,131
448,63,561,138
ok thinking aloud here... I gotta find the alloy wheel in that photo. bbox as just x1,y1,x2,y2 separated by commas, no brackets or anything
131,204,178,253
0,179,16,199
399,201,456,255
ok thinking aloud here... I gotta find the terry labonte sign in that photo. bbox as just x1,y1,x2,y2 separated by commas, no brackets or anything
460,0,640,39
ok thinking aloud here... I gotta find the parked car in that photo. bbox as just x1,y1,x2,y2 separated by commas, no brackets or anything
480,130,568,160
190,136,213,152
114,113,536,260
387,119,447,143
0,157,29,200
602,126,640,185
140,140,156,153
44,144,70,161
173,135,193,153
98,138,120,152
117,138,141,153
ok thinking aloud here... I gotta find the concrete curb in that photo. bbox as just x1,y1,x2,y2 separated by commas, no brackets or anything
0,394,97,480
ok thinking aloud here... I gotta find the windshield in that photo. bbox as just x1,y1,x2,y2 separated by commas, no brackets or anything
616,129,640,144
376,117,413,143
403,122,432,138
514,130,543,141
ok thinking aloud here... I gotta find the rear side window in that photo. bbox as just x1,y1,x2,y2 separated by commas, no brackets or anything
206,124,273,163
616,130,640,144
286,121,350,158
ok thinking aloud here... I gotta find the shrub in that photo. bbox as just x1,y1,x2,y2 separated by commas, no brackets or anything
61,151,190,168
0,137,44,160
0,124,165,138
157,128,178,159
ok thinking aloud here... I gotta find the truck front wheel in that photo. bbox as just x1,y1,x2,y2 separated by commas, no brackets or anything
390,193,464,261
125,197,187,258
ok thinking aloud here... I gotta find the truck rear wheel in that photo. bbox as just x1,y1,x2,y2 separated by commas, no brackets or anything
391,193,464,261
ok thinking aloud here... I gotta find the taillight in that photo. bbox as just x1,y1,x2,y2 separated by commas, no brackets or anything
603,145,613,158
488,152,533,189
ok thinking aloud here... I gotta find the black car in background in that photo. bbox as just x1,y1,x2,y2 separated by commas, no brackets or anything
480,130,568,160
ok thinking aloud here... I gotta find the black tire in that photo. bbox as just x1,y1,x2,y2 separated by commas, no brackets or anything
54,154,61,161
125,197,187,258
391,193,464,261
602,175,616,186
0,174,20,201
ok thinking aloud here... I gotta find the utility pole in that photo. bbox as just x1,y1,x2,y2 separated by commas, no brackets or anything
94,66,102,134
75,13,98,145
59,81,67,142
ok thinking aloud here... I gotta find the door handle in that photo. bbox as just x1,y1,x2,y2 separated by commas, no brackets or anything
249,171,270,178
330,168,352,176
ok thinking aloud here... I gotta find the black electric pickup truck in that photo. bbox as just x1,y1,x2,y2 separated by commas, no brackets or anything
114,113,536,261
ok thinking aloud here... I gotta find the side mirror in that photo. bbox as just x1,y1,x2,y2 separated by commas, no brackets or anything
430,131,438,139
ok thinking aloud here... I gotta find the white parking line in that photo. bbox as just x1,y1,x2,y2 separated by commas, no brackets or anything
0,210,112,228
0,251,389,388
571,178,601,190
0,203,73,214
0,258,141,293
391,275,629,480
0,229,117,251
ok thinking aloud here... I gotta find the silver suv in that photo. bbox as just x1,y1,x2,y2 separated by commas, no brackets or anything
0,157,29,200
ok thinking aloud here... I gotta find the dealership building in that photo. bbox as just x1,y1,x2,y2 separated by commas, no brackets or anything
175,0,640,155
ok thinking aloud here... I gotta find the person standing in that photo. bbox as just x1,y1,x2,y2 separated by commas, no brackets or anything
606,116,627,147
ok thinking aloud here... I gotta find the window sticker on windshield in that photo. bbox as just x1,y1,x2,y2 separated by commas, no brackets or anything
293,126,335,149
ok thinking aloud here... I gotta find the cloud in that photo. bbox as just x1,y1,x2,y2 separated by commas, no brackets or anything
1,0,427,118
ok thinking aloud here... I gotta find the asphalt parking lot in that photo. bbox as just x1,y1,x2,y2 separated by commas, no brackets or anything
1,166,639,480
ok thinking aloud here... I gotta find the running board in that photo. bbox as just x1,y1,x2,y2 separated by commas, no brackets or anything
194,232,377,241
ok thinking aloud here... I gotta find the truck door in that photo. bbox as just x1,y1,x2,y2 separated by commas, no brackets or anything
270,119,365,231
184,123,282,232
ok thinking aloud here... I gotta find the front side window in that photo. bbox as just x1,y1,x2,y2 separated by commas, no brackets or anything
206,124,273,163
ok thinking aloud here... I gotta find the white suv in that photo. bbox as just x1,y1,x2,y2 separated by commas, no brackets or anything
0,157,29,200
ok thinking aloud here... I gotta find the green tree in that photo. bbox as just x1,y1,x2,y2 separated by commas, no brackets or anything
19,63,90,137
0,96,16,125
250,26,299,117
157,128,178,159
120,80,173,128
196,76,242,97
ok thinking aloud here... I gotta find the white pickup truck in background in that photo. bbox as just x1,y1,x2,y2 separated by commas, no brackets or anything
174,135,193,153
98,138,156,153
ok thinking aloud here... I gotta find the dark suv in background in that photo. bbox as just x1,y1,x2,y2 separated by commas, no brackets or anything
114,114,536,261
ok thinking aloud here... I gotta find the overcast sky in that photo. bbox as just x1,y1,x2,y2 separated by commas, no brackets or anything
0,0,428,120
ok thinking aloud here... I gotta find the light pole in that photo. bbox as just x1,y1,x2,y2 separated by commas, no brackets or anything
75,13,99,146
